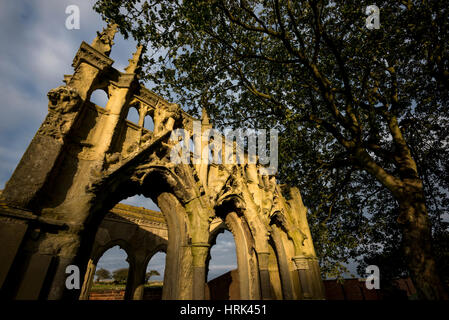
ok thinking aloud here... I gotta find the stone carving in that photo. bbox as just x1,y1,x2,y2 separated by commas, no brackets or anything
36,86,81,140
91,23,118,56
72,41,115,70
153,101,182,135
0,25,325,301
47,86,81,114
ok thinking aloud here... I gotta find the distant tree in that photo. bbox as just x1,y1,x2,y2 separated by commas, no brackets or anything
112,268,129,284
145,270,160,283
95,268,111,282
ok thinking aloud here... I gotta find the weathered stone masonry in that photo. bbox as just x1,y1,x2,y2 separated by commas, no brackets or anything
0,24,325,300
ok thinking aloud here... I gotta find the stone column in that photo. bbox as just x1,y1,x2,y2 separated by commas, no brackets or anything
271,227,295,300
130,255,147,300
292,256,313,299
93,85,131,158
79,259,96,300
293,255,325,299
67,62,101,100
191,243,210,300
257,251,272,300
13,231,81,300
309,257,326,299
15,252,54,300
0,218,28,291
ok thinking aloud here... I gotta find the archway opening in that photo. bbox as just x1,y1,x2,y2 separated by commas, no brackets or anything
206,230,238,300
80,166,190,300
144,115,154,131
120,194,160,211
144,252,166,300
89,89,108,108
118,194,169,300
89,245,129,300
126,106,140,125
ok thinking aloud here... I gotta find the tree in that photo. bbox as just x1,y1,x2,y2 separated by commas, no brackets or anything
93,0,449,299
112,268,129,284
145,270,160,283
95,268,112,282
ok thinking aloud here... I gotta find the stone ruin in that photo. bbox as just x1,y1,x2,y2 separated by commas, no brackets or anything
0,24,325,300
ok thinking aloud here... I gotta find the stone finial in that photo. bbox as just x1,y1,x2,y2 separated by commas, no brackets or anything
91,23,118,56
124,45,143,74
201,107,210,125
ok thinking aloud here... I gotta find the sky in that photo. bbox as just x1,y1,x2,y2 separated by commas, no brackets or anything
96,230,238,282
0,0,237,284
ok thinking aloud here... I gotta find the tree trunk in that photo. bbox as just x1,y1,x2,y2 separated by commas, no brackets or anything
398,188,448,300
358,114,449,299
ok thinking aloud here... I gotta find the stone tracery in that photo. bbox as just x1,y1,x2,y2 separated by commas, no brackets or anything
0,24,324,300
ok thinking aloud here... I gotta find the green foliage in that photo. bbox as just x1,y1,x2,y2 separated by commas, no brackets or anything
93,0,449,283
145,270,161,282
112,268,129,284
95,268,112,281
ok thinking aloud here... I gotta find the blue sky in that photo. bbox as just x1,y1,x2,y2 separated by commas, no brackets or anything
0,0,237,283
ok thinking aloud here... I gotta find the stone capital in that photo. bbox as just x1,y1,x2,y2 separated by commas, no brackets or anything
292,255,316,270
191,242,210,267
256,251,270,268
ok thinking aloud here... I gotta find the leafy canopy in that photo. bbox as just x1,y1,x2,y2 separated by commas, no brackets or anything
93,0,449,278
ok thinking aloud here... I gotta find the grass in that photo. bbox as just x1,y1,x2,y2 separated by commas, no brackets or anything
91,281,163,291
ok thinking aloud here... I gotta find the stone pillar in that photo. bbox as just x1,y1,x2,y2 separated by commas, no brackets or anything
310,257,326,299
257,251,272,300
130,255,147,300
47,255,81,300
292,256,313,299
79,259,96,300
191,243,210,300
0,218,28,291
292,255,325,299
5,228,82,300
2,86,83,208
270,227,295,300
15,252,54,299
67,62,102,100
93,85,132,158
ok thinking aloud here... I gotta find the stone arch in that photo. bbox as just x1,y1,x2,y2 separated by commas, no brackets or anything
87,88,109,108
79,163,195,300
144,244,168,290
80,239,135,300
225,212,260,299
143,107,155,132
143,244,167,277
143,114,154,131
270,225,297,300
92,239,135,266
126,107,140,124
268,240,283,299
143,244,168,275
210,194,260,300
